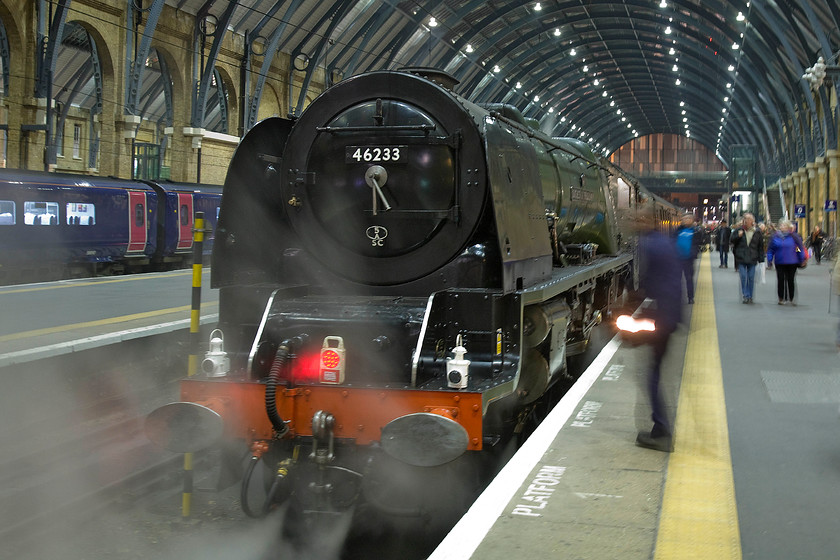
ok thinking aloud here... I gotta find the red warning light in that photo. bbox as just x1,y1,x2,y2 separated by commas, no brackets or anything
322,349,341,369
319,336,346,384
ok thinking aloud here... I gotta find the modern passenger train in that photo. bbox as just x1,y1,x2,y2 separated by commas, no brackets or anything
146,69,679,531
0,169,222,284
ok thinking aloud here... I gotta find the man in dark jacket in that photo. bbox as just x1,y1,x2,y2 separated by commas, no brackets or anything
730,212,765,304
674,213,701,304
715,219,731,268
634,215,682,452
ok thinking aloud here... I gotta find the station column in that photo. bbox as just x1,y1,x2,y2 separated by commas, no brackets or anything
807,161,820,233
828,150,840,237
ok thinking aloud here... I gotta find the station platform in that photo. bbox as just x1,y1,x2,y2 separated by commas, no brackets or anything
0,269,219,367
430,252,840,560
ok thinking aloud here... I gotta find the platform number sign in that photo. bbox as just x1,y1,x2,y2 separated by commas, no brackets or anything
826,200,837,212
794,204,806,218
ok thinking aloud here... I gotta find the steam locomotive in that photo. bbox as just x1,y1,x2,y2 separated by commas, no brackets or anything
0,169,222,285
146,70,678,528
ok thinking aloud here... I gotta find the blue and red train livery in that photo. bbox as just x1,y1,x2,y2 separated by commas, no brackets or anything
0,169,222,284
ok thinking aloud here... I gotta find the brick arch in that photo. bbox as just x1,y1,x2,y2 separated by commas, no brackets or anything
0,2,23,93
213,65,237,134
256,82,282,121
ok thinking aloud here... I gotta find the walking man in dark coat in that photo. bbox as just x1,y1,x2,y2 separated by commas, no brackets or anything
715,219,731,268
634,213,682,452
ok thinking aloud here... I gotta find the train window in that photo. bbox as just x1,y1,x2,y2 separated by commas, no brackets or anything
66,203,96,226
180,204,189,226
0,200,14,225
23,201,58,226
134,204,145,227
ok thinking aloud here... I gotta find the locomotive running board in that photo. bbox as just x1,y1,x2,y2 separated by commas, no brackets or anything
521,254,633,305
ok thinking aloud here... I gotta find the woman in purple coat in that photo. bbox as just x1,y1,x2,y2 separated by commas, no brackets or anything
766,220,806,305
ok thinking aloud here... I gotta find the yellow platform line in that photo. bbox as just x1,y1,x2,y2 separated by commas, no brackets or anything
0,301,219,343
654,251,742,559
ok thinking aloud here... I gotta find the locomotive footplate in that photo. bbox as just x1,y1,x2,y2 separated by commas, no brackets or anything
521,253,633,305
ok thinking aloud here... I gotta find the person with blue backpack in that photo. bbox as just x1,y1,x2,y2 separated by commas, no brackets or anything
674,213,701,304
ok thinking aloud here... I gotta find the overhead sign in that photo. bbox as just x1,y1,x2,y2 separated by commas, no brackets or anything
794,204,806,218
826,200,837,212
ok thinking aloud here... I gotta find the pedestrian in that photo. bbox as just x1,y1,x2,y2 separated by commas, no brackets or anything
765,219,806,305
632,212,682,452
808,225,826,264
715,219,731,268
730,212,765,304
674,213,701,304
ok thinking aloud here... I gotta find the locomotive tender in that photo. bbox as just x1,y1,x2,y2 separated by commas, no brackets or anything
147,70,677,522
0,169,222,284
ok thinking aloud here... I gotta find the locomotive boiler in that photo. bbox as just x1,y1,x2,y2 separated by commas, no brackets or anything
146,69,676,525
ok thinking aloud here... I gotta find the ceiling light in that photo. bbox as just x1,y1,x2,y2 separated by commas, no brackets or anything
570,48,577,56
669,48,676,55
516,82,522,89
561,116,566,122
602,91,608,97
660,0,667,7
533,95,539,102
549,107,554,113
665,26,672,34
428,17,438,27
728,65,735,71
737,11,745,21
610,100,615,106
534,2,542,11
594,79,599,86
675,78,681,85
672,64,678,71
494,65,501,73
680,101,685,106
732,43,740,50
466,44,473,53
583,65,589,72
554,28,561,37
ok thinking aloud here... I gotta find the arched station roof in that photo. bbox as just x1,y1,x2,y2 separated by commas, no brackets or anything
83,1,840,175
